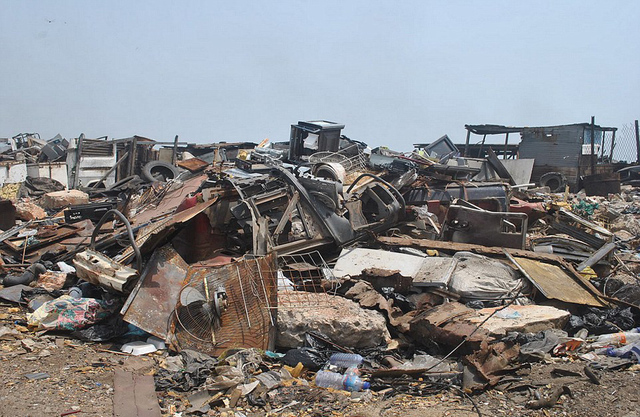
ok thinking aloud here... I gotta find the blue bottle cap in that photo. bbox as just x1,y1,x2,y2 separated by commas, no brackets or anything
363,381,370,390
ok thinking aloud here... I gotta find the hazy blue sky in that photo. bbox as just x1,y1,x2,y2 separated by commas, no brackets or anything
1,1,638,148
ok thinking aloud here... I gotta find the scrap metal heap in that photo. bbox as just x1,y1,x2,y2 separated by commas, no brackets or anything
0,121,640,415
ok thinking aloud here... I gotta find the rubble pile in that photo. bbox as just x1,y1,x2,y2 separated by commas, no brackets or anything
1,121,640,415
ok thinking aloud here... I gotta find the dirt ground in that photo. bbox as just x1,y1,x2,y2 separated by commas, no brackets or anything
1,302,639,417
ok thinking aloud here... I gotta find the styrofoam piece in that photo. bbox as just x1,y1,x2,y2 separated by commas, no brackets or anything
146,336,166,350
121,341,157,356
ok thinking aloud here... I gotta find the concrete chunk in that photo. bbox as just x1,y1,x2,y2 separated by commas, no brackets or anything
276,291,390,349
464,305,571,336
15,200,47,220
42,190,89,209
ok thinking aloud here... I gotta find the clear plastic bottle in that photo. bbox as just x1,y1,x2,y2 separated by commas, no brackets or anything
315,370,370,392
328,353,364,368
591,329,640,347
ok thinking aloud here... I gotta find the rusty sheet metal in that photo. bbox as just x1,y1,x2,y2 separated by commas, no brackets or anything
113,369,162,417
508,256,605,307
121,245,189,339
119,196,218,263
132,173,208,225
177,157,209,172
3,224,81,254
169,252,278,356
441,204,528,249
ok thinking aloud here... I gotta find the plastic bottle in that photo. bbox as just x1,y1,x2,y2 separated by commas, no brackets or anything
591,329,640,347
328,353,364,368
315,370,370,392
604,342,640,362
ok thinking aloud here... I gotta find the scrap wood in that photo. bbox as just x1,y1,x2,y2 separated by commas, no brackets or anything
503,252,606,307
526,386,572,410
576,242,617,271
377,236,564,262
113,369,162,417
3,224,81,254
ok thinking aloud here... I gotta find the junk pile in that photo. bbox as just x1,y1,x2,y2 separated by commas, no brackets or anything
1,120,640,415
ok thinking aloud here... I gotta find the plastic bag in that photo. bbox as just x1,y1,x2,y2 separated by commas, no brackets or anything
27,295,114,331
283,347,328,371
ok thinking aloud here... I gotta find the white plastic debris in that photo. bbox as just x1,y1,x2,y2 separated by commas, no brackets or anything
121,341,158,355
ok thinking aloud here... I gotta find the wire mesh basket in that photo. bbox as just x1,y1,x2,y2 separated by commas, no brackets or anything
309,147,368,172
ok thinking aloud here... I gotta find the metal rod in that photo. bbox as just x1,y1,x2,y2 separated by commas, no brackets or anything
90,151,129,189
610,129,616,161
635,120,640,164
236,265,252,327
590,116,596,175
503,132,509,159
254,258,275,325
72,134,84,189
171,135,179,165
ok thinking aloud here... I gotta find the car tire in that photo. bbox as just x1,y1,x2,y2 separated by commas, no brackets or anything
141,161,180,183
539,172,567,193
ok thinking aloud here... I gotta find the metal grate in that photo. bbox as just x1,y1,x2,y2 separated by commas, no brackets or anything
169,253,278,356
608,122,638,163
273,251,340,309
82,139,115,157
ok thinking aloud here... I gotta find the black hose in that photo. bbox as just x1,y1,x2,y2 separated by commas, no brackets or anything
346,173,406,216
90,209,142,273
1,263,46,287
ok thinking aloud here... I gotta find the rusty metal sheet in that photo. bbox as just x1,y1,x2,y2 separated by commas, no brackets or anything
508,256,605,307
113,369,162,417
119,196,218,263
177,157,209,172
121,245,189,339
132,173,208,225
3,224,81,254
169,252,278,356
441,204,528,249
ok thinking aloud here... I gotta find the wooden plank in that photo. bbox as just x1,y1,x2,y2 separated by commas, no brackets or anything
377,236,564,262
113,369,136,417
577,242,616,271
133,374,162,417
505,254,605,307
113,370,162,417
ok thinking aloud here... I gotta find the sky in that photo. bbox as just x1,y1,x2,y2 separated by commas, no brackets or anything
1,1,639,149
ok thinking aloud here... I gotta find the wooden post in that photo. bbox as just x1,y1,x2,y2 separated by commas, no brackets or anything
635,120,640,164
503,132,510,159
128,136,138,177
590,116,596,175
610,129,616,161
72,134,84,189
477,134,487,158
463,129,471,157
171,135,179,165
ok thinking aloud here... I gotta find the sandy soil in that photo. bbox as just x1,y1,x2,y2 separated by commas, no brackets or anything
0,303,639,417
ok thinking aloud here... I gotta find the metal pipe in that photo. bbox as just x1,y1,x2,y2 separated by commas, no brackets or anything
90,151,129,189
171,135,179,165
503,132,510,159
590,116,596,175
90,209,142,273
635,120,640,164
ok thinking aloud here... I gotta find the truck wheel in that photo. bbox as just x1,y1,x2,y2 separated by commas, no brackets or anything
539,172,567,193
142,161,180,183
